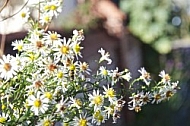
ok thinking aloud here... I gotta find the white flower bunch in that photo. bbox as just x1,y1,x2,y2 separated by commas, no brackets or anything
0,0,179,125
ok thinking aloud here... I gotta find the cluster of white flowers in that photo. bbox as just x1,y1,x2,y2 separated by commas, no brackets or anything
0,0,179,125
128,68,179,112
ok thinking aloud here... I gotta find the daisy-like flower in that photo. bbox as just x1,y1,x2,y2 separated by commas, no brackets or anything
103,86,116,102
53,37,74,61
162,84,177,100
26,35,47,54
138,67,151,85
27,91,49,115
71,113,92,126
0,113,9,124
37,116,54,126
19,7,30,23
26,73,46,90
69,97,82,109
140,92,151,105
0,54,19,80
159,70,171,84
151,90,164,104
98,48,112,64
43,31,62,47
11,40,24,52
128,93,143,112
71,40,83,59
92,110,107,125
98,66,109,78
88,90,104,111
56,96,69,117
79,62,91,75
42,0,62,17
39,13,53,26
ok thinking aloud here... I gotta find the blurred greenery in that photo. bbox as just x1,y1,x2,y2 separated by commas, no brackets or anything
120,0,190,54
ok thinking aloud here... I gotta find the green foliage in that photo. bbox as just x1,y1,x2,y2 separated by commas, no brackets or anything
120,0,190,54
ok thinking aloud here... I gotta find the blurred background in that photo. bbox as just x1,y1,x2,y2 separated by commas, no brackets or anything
1,0,190,126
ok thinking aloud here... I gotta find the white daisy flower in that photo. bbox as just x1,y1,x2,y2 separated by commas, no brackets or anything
88,90,104,111
43,31,62,47
103,86,116,102
98,48,112,64
11,40,24,52
159,70,171,84
37,116,54,126
0,54,19,80
92,110,107,125
39,13,53,26
0,112,9,124
42,0,62,17
69,97,82,109
138,67,151,85
27,91,49,115
71,113,92,126
19,7,30,23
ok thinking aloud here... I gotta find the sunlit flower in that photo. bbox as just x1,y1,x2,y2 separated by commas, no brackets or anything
11,40,24,52
0,113,9,124
56,96,69,117
43,31,62,47
40,13,53,26
98,66,109,78
98,48,112,64
37,116,54,126
71,113,92,126
103,86,116,102
27,91,49,115
88,90,104,111
19,7,30,23
0,54,19,80
42,0,62,17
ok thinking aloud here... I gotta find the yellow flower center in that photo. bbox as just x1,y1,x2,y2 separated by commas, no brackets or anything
94,110,103,122
44,5,50,11
1,104,6,110
79,119,87,126
45,92,53,100
73,44,81,53
69,64,75,71
34,99,41,108
43,120,51,126
93,96,103,105
61,46,69,54
50,33,58,40
0,117,6,123
57,72,63,78
106,88,115,98
44,16,50,22
17,45,23,51
50,5,57,10
4,63,11,71
102,69,108,76
21,12,26,18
